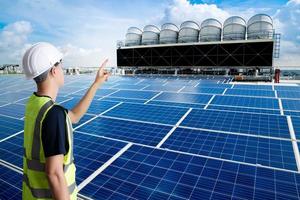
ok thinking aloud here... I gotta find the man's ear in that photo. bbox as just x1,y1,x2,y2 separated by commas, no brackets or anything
49,67,57,77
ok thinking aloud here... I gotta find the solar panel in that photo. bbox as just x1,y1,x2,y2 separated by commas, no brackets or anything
291,117,300,139
153,92,212,104
103,103,189,125
277,91,300,99
113,84,148,90
109,90,158,100
225,89,275,97
76,116,173,146
58,85,88,96
275,86,300,91
96,88,119,96
284,111,300,117
101,97,147,104
282,99,300,111
162,127,297,171
0,91,31,103
73,114,95,129
61,98,120,115
147,100,205,109
79,145,300,200
0,103,24,119
74,133,128,183
0,165,22,200
234,84,272,90
143,85,184,92
180,109,290,139
211,95,280,109
207,104,281,115
1,75,300,200
181,87,225,95
0,116,23,141
194,83,232,89
0,133,23,167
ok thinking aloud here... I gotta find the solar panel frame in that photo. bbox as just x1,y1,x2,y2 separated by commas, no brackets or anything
211,95,280,109
76,116,173,146
79,144,300,200
162,127,297,171
0,165,22,200
180,109,291,139
103,102,189,125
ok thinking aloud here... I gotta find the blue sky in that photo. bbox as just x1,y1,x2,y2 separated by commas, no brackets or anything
0,0,299,67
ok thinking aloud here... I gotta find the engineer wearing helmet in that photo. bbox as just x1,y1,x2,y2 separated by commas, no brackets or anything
22,42,109,200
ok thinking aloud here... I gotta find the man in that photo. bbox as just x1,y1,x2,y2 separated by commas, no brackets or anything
22,42,109,199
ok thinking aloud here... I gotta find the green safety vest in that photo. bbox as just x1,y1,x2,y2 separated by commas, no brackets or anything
22,94,77,199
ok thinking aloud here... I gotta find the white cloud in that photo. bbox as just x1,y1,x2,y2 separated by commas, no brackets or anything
160,0,230,25
58,44,104,67
0,21,32,64
272,0,300,66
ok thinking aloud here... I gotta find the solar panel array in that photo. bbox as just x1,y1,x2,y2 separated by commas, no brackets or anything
1,74,300,199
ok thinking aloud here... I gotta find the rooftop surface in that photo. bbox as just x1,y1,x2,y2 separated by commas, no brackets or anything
1,74,300,199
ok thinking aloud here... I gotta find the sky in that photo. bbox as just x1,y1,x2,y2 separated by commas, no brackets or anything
0,0,299,67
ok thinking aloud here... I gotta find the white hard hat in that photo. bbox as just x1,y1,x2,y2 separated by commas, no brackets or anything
22,42,63,79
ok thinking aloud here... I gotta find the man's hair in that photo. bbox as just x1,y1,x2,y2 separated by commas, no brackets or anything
34,69,50,84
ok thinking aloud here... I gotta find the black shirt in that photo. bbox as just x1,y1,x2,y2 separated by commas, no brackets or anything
34,93,69,158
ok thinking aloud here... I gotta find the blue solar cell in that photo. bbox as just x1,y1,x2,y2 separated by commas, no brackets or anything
275,86,300,91
73,114,95,129
61,98,120,115
225,89,275,97
0,103,24,119
77,117,172,146
284,111,300,117
101,97,147,104
109,90,158,100
234,84,272,90
0,115,23,141
0,91,31,103
180,109,290,139
74,133,127,183
207,104,281,115
282,99,300,111
277,91,300,99
0,165,22,200
143,85,184,92
58,85,88,96
0,132,127,185
147,100,205,109
103,103,188,125
113,84,148,90
194,83,232,89
181,87,225,94
291,117,300,139
211,95,280,109
162,127,297,171
0,134,23,168
153,92,212,104
80,145,300,200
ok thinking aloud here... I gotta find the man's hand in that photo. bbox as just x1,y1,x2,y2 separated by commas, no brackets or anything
94,59,110,86
69,58,110,124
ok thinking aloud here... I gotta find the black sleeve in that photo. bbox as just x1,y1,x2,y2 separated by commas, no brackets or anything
41,105,69,158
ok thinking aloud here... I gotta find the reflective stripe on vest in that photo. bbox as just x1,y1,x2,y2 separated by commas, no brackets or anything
23,96,77,199
23,173,77,198
24,147,73,173
31,100,54,160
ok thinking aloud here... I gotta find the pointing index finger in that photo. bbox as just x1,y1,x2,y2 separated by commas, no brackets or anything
100,59,109,69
